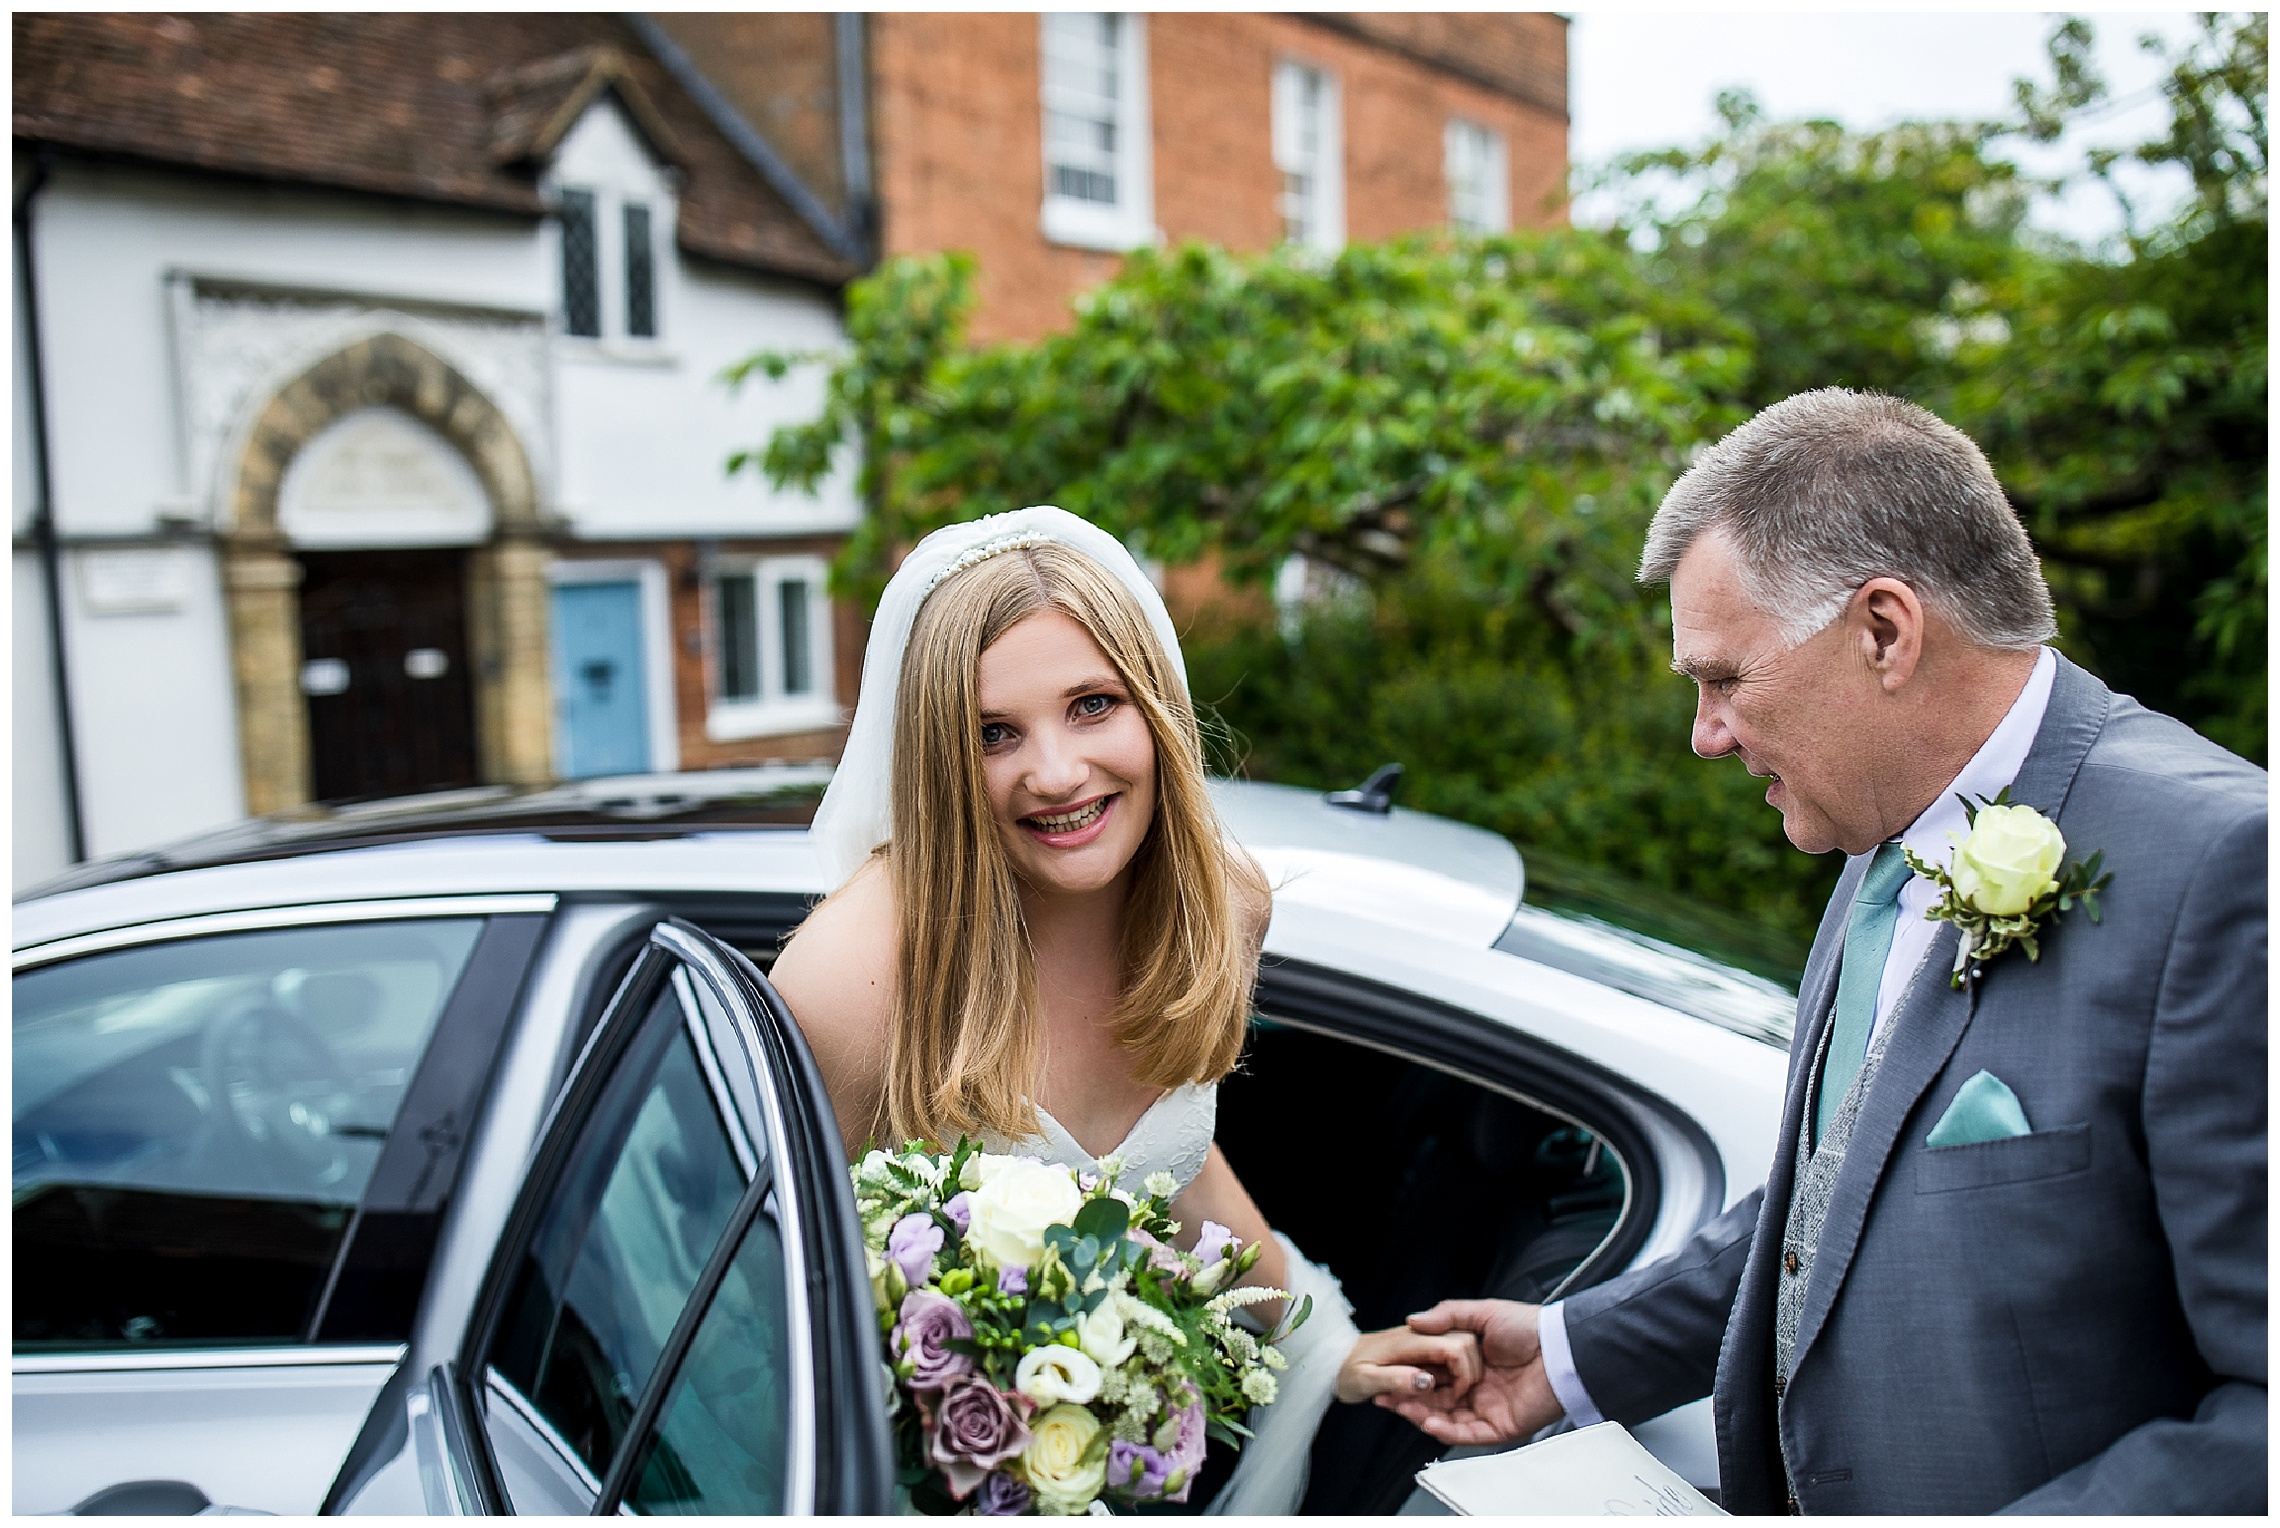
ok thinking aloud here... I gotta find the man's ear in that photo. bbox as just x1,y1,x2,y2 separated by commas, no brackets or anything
1850,577,1924,691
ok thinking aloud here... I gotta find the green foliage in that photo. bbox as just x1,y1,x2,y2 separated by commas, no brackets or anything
737,233,1747,617
1184,555,1836,975
1954,14,2267,759
1601,91,2037,408
733,14,2265,964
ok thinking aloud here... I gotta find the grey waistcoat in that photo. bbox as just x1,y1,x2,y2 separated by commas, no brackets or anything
1775,953,1923,1493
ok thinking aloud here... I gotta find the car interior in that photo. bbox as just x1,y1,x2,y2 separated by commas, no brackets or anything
1217,1014,1630,1514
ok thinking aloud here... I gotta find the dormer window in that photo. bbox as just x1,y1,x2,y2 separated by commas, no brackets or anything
544,90,676,347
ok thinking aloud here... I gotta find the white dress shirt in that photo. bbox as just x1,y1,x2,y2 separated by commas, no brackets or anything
1539,646,2058,1429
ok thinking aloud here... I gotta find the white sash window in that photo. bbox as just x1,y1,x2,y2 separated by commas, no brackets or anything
1039,13,1155,250
1446,118,1510,235
1273,60,1344,254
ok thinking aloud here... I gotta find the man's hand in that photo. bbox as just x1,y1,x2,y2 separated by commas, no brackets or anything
1335,1324,1483,1404
1375,1299,1564,1447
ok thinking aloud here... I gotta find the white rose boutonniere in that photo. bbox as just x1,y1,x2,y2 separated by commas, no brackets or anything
1905,789,2112,989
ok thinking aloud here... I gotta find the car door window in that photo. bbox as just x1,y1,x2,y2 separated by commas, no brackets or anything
13,918,484,1350
462,921,889,1516
480,979,755,1498
620,1209,792,1514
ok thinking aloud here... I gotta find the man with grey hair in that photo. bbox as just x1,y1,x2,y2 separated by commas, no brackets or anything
1368,389,2266,1511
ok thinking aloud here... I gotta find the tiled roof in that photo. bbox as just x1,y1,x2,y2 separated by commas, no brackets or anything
13,11,855,284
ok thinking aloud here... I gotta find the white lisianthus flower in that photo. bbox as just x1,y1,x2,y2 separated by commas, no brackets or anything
1241,1369,1279,1406
1077,1298,1136,1366
1142,1170,1178,1199
1015,1344,1103,1406
1021,1403,1108,1514
965,1157,1083,1267
1952,804,2066,916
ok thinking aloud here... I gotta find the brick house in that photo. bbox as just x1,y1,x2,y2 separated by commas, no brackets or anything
652,12,1570,342
13,13,872,888
649,12,1569,618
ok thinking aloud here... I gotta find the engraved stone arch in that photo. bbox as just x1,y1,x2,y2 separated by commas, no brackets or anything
221,332,554,813
228,331,540,542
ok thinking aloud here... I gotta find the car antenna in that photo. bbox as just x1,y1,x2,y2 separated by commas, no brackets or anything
1325,762,1403,815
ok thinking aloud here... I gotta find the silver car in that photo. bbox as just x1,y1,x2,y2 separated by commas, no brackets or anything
13,769,1792,1515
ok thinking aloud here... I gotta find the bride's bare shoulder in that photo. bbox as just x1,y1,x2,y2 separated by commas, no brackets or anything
771,859,895,1136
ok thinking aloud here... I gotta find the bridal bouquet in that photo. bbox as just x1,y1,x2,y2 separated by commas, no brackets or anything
853,1139,1309,1515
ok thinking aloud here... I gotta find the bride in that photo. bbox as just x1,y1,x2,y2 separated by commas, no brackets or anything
771,506,1475,1512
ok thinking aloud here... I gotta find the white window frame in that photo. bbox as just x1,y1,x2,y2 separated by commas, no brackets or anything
1038,12,1156,252
547,558,680,776
1445,118,1510,235
706,554,840,741
1272,60,1344,254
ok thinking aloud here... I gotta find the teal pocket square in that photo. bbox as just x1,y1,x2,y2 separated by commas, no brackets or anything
1927,1070,2033,1147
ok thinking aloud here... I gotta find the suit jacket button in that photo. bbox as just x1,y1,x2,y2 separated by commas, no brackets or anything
1783,1249,1801,1275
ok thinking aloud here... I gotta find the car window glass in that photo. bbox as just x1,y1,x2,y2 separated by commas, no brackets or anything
482,1370,599,1515
484,983,748,1484
622,1208,792,1515
13,918,484,1349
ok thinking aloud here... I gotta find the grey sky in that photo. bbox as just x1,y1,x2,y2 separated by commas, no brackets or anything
1567,10,2210,244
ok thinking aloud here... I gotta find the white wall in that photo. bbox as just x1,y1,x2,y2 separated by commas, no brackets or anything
554,261,858,539
59,543,246,858
13,553,76,891
545,99,860,541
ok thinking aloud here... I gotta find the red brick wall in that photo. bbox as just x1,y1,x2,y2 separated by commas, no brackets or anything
869,12,1569,343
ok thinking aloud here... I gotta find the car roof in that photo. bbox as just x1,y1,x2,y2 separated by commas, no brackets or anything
12,774,1528,955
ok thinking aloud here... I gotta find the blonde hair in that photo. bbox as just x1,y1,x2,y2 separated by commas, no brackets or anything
879,543,1265,1148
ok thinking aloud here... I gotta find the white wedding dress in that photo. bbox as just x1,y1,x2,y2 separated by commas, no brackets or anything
989,1083,1360,1516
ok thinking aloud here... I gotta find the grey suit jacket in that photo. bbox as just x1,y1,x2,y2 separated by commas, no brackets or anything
1561,655,2267,1513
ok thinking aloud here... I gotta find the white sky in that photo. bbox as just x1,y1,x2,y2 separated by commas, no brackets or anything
1567,10,2213,245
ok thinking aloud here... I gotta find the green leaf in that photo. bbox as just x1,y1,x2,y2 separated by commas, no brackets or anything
1072,1196,1130,1243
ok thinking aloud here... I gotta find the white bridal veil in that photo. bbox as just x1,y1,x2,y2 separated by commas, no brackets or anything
807,504,1186,889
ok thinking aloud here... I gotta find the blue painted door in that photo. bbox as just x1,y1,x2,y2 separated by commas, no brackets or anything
551,580,650,778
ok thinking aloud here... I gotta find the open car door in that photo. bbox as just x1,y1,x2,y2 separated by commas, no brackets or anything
418,918,890,1514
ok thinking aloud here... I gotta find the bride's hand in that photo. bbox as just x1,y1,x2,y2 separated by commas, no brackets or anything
1334,1325,1483,1405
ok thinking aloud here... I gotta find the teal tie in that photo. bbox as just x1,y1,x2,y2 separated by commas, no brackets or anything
1814,842,1912,1147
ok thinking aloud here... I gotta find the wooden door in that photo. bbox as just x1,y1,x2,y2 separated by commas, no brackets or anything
297,549,478,802
548,579,651,779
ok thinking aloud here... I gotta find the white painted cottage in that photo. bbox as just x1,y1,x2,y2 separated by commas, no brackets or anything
14,13,871,890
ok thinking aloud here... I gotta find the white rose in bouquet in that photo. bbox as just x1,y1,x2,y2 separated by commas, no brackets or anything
1021,1403,1108,1515
965,1156,1083,1268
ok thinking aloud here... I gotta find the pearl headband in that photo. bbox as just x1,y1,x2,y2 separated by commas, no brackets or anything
920,532,1057,598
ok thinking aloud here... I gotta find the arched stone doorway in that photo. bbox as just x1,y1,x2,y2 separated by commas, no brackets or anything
221,333,554,812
